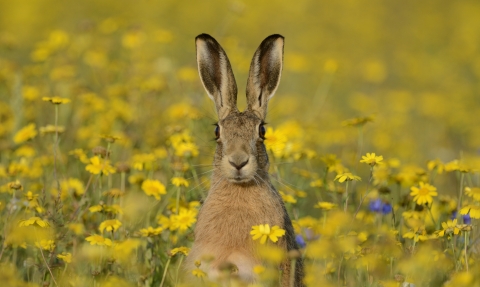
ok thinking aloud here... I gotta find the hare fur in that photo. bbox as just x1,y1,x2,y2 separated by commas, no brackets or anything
187,34,303,286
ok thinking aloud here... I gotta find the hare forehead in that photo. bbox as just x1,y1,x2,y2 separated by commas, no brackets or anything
220,112,260,138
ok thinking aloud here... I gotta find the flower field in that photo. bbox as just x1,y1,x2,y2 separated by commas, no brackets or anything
1,0,480,286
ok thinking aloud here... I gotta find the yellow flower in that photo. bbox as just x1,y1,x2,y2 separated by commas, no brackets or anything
321,154,341,169
8,180,23,190
85,234,112,246
174,142,199,158
192,268,206,278
112,239,142,261
251,224,286,244
314,202,337,210
24,191,39,201
141,179,166,200
54,178,84,199
167,103,201,120
436,219,460,237
139,226,163,237
39,125,65,135
465,187,480,201
171,209,197,231
85,156,116,175
13,124,38,144
35,240,55,251
444,160,471,173
264,127,288,158
310,179,323,188
22,86,40,101
157,215,173,230
296,190,307,198
18,217,50,228
131,153,157,171
168,130,199,158
69,149,89,164
170,246,190,256
427,159,445,174
280,191,297,204
171,177,189,187
42,96,71,105
14,145,36,158
89,205,104,213
57,252,72,263
68,223,85,235
334,172,361,183
359,152,383,166
104,188,124,198
101,134,121,143
410,182,438,205
98,219,122,233
445,272,475,287
460,205,480,219
402,230,429,242
341,115,375,127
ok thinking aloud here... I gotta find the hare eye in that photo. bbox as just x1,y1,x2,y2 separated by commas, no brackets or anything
214,125,220,139
259,125,266,139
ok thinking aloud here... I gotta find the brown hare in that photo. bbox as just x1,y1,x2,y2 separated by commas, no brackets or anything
188,34,303,286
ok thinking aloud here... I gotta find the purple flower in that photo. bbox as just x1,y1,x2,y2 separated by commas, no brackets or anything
451,210,472,224
295,234,306,248
369,199,382,212
369,199,392,215
382,203,392,214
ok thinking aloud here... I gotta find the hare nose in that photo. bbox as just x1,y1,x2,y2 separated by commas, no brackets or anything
229,158,249,170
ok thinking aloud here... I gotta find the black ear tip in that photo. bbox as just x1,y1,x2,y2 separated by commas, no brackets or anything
260,34,284,47
196,33,215,42
268,34,284,39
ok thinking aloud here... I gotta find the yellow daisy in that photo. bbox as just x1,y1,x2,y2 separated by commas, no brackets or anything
250,224,286,244
410,182,437,205
359,152,384,166
334,172,361,183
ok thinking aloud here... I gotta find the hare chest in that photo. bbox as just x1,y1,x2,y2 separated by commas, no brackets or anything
190,185,284,281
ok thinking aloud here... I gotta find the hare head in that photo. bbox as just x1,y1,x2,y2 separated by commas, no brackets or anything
196,34,284,184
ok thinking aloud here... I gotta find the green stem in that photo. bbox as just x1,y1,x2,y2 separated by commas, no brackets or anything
175,255,184,286
465,232,469,272
456,172,465,220
289,258,297,287
427,204,437,228
344,181,350,213
188,158,201,194
160,257,172,287
54,104,61,200
353,166,374,218
175,186,181,215
451,237,458,271
355,126,364,166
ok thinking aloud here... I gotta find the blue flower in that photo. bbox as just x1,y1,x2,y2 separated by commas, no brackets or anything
369,199,382,212
382,203,392,214
369,199,392,215
451,210,471,224
295,234,306,248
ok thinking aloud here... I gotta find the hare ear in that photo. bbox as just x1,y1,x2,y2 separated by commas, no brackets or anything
196,34,238,119
246,34,284,120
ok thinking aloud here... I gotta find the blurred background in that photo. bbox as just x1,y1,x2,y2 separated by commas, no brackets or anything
1,0,479,166
1,1,480,286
